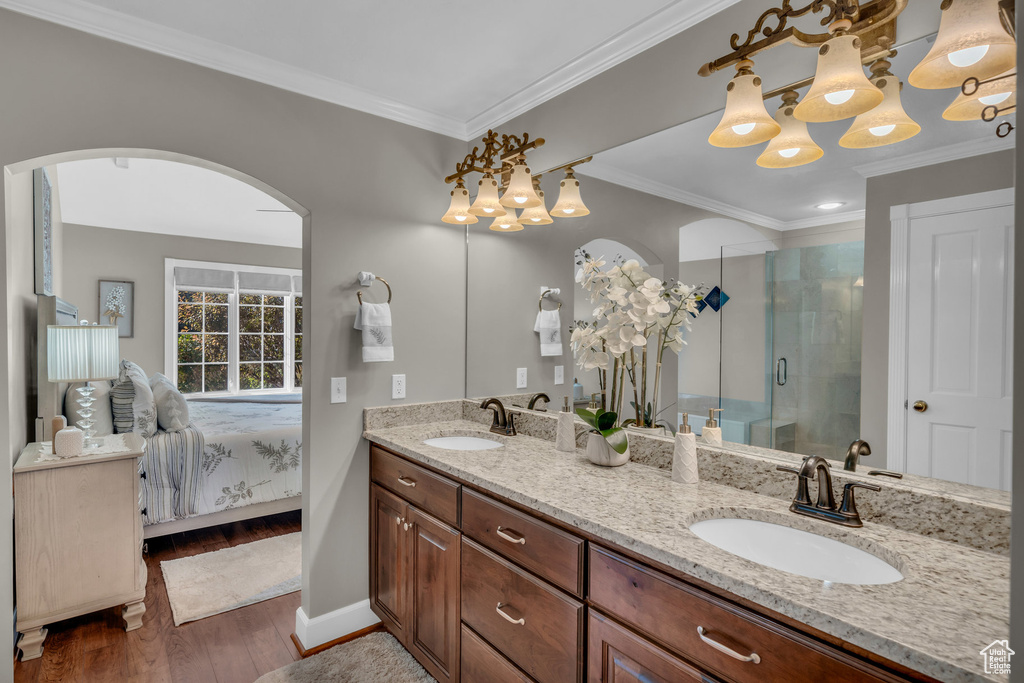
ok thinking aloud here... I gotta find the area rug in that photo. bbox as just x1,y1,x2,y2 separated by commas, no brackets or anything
161,531,301,626
255,631,434,683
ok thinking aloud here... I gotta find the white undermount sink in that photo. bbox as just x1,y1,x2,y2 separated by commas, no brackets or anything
689,518,903,585
422,436,503,451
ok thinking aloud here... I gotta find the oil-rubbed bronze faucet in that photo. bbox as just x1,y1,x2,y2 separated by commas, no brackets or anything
480,398,517,436
527,393,551,411
843,439,871,471
777,456,880,528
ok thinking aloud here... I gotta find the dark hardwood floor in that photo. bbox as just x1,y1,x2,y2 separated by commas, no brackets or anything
14,510,303,683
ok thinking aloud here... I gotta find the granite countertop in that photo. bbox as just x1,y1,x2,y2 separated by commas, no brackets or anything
364,418,1009,683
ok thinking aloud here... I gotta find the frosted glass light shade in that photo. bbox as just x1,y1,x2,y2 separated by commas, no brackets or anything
47,324,119,382
488,214,524,232
943,69,1016,120
519,190,553,225
840,76,921,148
468,174,507,217
757,99,823,168
794,34,883,122
550,172,590,217
499,160,543,208
909,0,1016,90
708,64,781,148
441,181,478,224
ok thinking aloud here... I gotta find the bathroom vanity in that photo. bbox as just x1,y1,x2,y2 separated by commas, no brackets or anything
365,400,1009,683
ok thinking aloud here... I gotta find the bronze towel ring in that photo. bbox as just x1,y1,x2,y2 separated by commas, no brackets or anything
357,276,392,305
539,289,561,311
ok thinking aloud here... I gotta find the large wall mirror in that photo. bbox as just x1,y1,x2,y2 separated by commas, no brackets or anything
465,23,1014,498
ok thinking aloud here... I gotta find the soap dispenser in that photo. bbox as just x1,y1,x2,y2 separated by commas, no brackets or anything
701,409,723,446
556,396,576,452
672,414,699,484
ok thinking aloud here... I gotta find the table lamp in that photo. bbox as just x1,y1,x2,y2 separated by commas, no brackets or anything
47,322,119,448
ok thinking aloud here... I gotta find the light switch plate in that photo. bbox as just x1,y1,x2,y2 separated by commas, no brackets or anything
392,374,406,399
554,365,564,385
331,377,347,404
516,368,528,389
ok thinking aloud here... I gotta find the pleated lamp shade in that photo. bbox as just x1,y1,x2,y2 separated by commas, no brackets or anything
794,25,883,123
519,190,554,225
47,325,120,382
909,0,1016,90
943,69,1016,120
708,61,781,148
499,160,543,208
488,214,524,232
757,93,824,169
441,180,478,224
839,68,921,148
469,174,507,217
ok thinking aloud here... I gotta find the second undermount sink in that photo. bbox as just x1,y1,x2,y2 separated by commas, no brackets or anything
422,436,503,451
689,518,903,585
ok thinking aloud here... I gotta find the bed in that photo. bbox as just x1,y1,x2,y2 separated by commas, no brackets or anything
37,294,303,538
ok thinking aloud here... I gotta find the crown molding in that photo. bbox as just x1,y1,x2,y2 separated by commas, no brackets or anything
0,0,469,138
462,0,744,140
853,135,1015,178
579,165,864,231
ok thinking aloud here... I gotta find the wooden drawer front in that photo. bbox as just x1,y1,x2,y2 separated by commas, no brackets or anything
462,488,584,596
462,624,534,683
462,538,584,683
589,546,895,683
589,610,715,683
371,446,459,526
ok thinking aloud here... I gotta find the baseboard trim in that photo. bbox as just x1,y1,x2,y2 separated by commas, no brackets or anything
290,622,383,658
293,600,380,651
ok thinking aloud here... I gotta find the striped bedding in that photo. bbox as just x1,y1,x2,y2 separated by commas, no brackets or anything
140,401,302,526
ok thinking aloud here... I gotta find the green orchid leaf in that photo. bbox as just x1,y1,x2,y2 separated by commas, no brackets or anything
575,409,597,429
596,411,618,432
601,427,629,455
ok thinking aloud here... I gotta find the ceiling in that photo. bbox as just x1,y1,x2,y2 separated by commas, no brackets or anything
582,35,1015,231
56,158,302,247
0,0,742,140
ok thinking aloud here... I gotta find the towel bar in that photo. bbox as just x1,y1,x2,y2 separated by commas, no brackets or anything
357,276,392,304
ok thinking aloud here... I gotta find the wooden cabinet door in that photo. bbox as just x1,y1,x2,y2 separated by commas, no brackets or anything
589,610,713,683
408,506,460,683
370,484,410,641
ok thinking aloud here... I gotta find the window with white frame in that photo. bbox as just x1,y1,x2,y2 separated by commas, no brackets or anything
166,259,302,395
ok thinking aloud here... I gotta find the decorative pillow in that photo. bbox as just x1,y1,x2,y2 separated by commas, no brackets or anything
64,380,114,437
111,360,157,437
149,373,190,432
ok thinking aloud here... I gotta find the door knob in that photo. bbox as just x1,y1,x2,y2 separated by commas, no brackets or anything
912,400,928,413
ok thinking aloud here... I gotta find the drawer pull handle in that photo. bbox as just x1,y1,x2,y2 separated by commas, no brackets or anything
495,603,525,626
496,527,526,545
397,476,417,488
697,626,760,664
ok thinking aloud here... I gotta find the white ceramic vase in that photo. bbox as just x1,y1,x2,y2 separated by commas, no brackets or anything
586,432,630,467
626,425,668,437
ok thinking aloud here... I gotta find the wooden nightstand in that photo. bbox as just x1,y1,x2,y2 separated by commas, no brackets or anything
13,433,148,661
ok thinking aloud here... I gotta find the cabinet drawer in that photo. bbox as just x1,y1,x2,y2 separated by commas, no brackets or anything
589,546,897,683
462,624,533,683
588,609,715,683
371,446,459,526
462,488,584,596
461,538,583,683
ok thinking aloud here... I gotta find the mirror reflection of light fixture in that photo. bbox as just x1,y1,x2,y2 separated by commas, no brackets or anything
839,57,921,148
550,169,591,217
708,60,781,147
468,173,507,217
519,182,553,225
794,20,884,123
440,180,479,224
908,0,1016,90
944,69,1016,120
488,214,524,232
757,92,824,169
500,158,543,208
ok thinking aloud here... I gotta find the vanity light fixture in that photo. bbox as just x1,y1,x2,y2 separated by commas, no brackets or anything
500,158,543,208
794,20,884,123
468,173,507,217
756,91,823,168
550,167,591,218
440,180,478,224
839,53,920,148
943,69,1016,120
488,214,524,232
519,181,554,225
816,201,845,210
708,60,782,147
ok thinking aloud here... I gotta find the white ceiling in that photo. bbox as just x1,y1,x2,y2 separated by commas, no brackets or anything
0,0,742,140
56,158,302,247
582,35,1016,231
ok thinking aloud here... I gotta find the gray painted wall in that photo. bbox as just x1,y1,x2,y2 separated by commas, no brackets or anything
62,223,301,376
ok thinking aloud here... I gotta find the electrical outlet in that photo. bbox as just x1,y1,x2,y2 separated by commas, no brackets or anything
516,368,528,389
331,377,347,404
554,365,564,385
392,374,406,399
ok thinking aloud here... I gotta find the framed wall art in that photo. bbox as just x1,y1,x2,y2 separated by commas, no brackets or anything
99,280,134,338
33,168,53,296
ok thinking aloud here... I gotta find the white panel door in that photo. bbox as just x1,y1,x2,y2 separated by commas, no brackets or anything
905,202,1013,490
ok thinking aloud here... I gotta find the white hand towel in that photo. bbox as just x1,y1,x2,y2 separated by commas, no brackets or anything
354,302,394,362
534,309,563,357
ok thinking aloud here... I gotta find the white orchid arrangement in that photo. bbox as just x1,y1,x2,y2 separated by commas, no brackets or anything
104,285,127,324
571,251,703,431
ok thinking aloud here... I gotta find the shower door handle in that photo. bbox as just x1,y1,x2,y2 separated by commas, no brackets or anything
776,357,787,386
